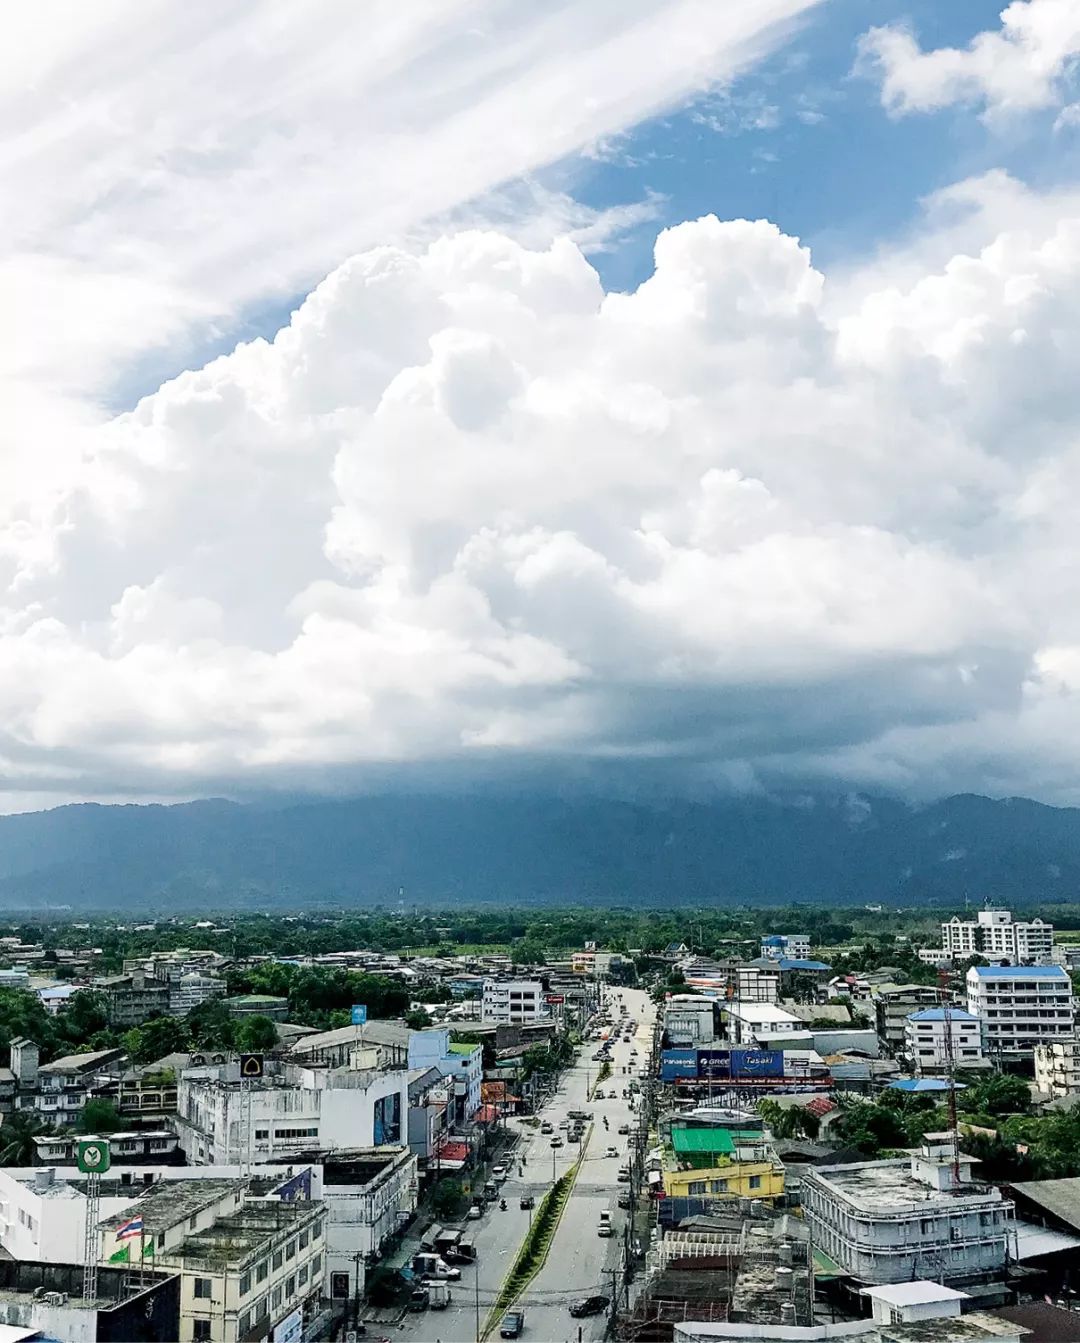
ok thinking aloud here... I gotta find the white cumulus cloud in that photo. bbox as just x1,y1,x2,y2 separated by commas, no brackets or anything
858,0,1080,119
6,192,1080,802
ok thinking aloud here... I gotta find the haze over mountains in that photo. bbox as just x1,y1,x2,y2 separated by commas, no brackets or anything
0,791,1078,912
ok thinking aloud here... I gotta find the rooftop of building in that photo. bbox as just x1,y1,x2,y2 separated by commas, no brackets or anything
99,1178,247,1233
287,1019,411,1053
39,1047,126,1074
724,1003,801,1022
969,965,1068,979
447,1041,479,1055
165,1199,322,1270
863,1282,970,1307
671,1128,736,1157
808,1157,1001,1212
121,1052,191,1082
908,1008,979,1022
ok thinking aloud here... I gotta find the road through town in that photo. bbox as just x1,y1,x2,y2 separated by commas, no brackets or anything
393,987,655,1343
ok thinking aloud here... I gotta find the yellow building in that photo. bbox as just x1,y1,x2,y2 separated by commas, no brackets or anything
661,1126,784,1202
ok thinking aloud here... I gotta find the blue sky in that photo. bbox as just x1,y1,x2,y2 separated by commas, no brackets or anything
564,0,1080,291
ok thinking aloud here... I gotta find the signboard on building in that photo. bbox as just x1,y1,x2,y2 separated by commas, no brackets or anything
351,1004,367,1025
659,1049,698,1081
545,994,565,1005
239,1053,265,1079
76,1138,111,1174
270,1307,303,1343
730,1048,783,1079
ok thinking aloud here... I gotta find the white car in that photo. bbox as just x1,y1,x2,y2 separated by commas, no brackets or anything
492,1165,508,1183
606,1145,618,1158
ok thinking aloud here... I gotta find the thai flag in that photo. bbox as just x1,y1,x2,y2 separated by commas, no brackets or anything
116,1216,143,1241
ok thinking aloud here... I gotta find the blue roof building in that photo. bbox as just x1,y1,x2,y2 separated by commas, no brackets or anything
967,962,1074,1057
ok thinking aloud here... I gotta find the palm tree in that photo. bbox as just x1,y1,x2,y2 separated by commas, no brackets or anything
0,1111,50,1166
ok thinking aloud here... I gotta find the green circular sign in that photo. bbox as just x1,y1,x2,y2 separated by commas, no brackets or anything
76,1139,111,1174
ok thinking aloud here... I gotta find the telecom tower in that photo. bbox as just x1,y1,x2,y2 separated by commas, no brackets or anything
77,1137,112,1302
937,967,962,1183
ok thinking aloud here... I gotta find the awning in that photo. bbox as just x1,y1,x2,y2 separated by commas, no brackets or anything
434,1138,470,1169
475,1103,501,1123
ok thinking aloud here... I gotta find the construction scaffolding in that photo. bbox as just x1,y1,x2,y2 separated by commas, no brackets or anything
615,1212,813,1342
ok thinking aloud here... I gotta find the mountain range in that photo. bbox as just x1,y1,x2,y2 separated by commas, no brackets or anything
0,790,1078,911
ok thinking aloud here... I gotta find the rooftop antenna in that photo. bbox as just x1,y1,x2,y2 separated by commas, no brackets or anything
937,967,962,1184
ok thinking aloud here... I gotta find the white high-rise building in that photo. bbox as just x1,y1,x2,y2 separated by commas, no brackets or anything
966,964,1074,1057
941,909,1054,965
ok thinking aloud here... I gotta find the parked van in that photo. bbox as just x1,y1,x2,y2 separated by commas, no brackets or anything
428,1281,452,1310
598,1210,613,1238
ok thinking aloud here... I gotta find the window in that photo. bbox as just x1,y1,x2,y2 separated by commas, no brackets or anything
286,1274,296,1297
193,1323,212,1343
687,1180,706,1195
331,1272,349,1299
254,1128,269,1139
273,1286,283,1310
710,1179,728,1194
273,1250,283,1271
238,1313,250,1336
286,1239,296,1261
193,1277,212,1300
748,1176,761,1190
312,1254,322,1276
256,1259,269,1283
274,1127,319,1140
299,1229,309,1249
299,1265,308,1285
239,1270,251,1296
189,1214,198,1229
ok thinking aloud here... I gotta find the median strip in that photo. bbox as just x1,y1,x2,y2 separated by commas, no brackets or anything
482,1126,591,1339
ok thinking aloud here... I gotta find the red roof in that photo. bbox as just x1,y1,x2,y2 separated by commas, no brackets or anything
805,1097,837,1117
436,1139,469,1162
476,1104,501,1123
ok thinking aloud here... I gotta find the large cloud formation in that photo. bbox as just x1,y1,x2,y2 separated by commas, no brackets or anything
8,187,1080,804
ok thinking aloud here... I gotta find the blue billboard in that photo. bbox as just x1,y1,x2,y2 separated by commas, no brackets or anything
730,1048,783,1079
660,1049,698,1081
660,1047,784,1081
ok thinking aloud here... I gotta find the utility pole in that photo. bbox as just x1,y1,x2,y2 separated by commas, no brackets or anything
474,1266,480,1343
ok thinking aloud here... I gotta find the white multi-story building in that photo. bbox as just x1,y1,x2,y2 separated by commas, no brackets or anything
1034,1039,1080,1099
663,995,719,1046
98,1176,325,1343
760,934,811,961
175,1058,409,1166
406,1029,482,1123
481,979,547,1024
942,910,1054,965
802,1135,1013,1286
723,1002,802,1047
966,964,1074,1057
904,1008,986,1074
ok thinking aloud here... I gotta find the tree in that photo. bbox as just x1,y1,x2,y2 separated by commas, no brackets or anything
187,1000,235,1050
123,1014,191,1065
430,1177,466,1220
404,1008,430,1031
0,1112,50,1165
79,1099,125,1134
234,1014,279,1053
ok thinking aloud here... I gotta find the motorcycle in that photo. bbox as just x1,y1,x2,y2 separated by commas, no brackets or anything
499,1198,507,1211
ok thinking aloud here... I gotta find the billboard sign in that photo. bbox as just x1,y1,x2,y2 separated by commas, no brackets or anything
545,994,565,1005
730,1048,783,1079
351,1004,367,1026
660,1049,698,1080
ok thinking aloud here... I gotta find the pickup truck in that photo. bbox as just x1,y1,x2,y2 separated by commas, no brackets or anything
500,1308,526,1338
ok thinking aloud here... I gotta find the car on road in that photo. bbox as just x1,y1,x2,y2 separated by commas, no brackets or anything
617,1191,631,1209
408,1287,429,1312
520,1194,535,1210
492,1165,508,1182
540,1122,553,1134
597,1221,614,1237
605,1145,618,1157
550,1136,564,1147
618,1124,631,1135
500,1308,526,1337
566,1130,581,1143
617,1169,630,1182
467,1202,484,1219
569,1295,610,1317
558,1119,570,1129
